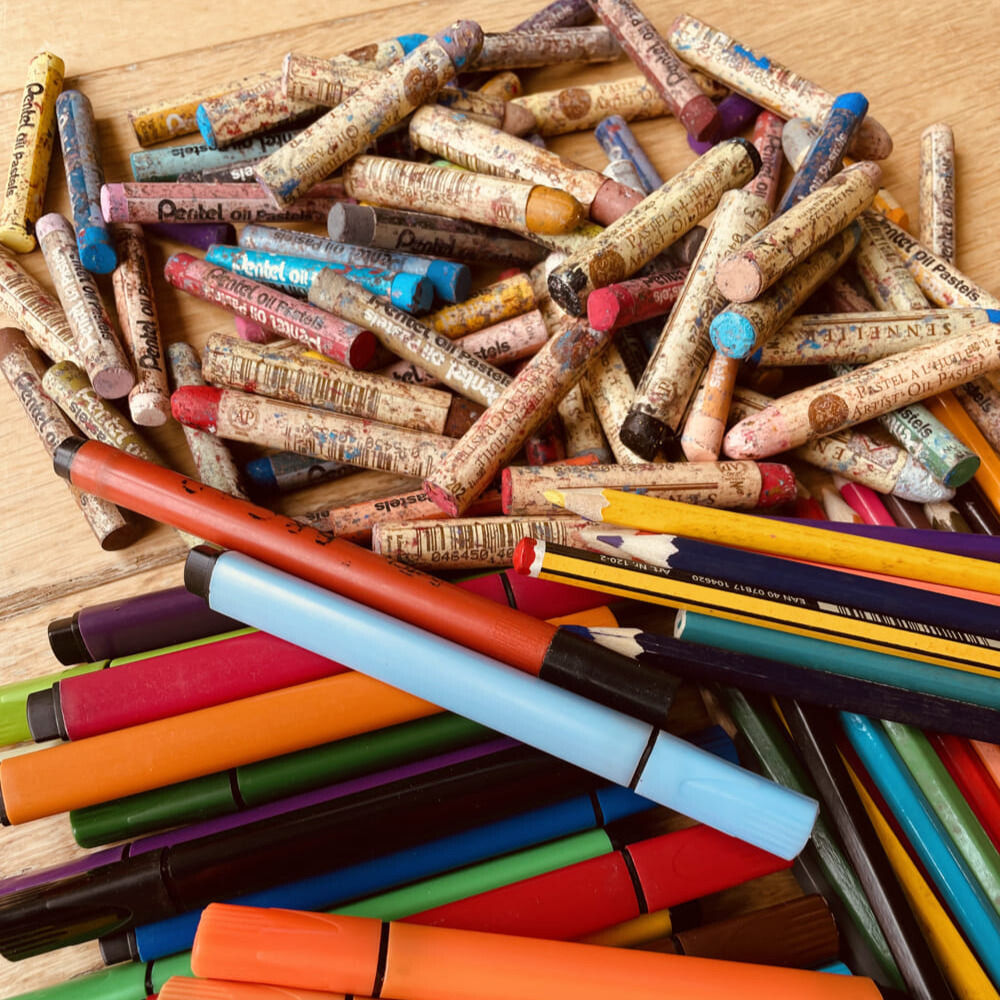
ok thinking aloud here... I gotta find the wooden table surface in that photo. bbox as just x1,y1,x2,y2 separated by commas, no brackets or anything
1,0,998,994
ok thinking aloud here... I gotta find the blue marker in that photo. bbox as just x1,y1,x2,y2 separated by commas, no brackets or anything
205,244,434,314
841,712,1000,984
56,90,116,274
184,547,819,861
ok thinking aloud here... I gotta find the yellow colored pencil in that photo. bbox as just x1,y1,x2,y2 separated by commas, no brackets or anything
846,760,1000,1000
926,391,1000,518
543,486,1000,597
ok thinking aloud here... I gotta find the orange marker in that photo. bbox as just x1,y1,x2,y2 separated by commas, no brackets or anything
192,903,885,1000
0,671,437,824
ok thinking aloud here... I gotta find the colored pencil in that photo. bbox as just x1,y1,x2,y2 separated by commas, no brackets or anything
840,712,1000,983
543,486,1000,596
779,699,959,1000
515,538,1000,681
880,721,1000,915
577,526,1000,642
569,622,1000,742
846,759,1000,1000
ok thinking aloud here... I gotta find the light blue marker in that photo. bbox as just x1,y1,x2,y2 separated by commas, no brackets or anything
185,548,819,861
840,712,1000,984
205,244,434,314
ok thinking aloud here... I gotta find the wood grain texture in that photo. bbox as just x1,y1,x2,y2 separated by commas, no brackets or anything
1,0,999,994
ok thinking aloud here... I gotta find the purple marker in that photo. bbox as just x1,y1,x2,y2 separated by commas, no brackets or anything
47,585,244,665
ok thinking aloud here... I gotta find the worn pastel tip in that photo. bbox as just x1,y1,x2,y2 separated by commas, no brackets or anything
327,203,376,245
195,104,219,150
34,212,72,241
499,468,516,514
714,253,763,305
129,391,171,428
171,384,222,432
679,94,722,143
846,115,893,161
832,92,869,117
163,251,197,286
943,452,980,489
426,260,471,303
78,225,118,275
99,184,128,224
512,536,540,576
687,93,760,154
585,285,630,333
234,315,275,343
710,310,757,360
0,223,35,254
756,462,797,507
525,186,586,235
546,266,587,317
619,409,668,463
389,272,434,314
894,455,955,504
722,416,776,460
433,20,485,69
91,364,136,401
590,177,644,227
503,102,538,137
421,478,461,517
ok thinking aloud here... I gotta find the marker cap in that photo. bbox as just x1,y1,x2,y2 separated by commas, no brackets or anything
47,613,86,665
192,904,383,995
25,686,65,742
633,730,819,860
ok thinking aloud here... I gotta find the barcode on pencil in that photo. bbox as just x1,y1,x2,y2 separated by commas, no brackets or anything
817,602,1000,649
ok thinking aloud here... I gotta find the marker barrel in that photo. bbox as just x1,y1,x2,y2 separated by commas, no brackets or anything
186,547,818,858
190,904,881,1000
